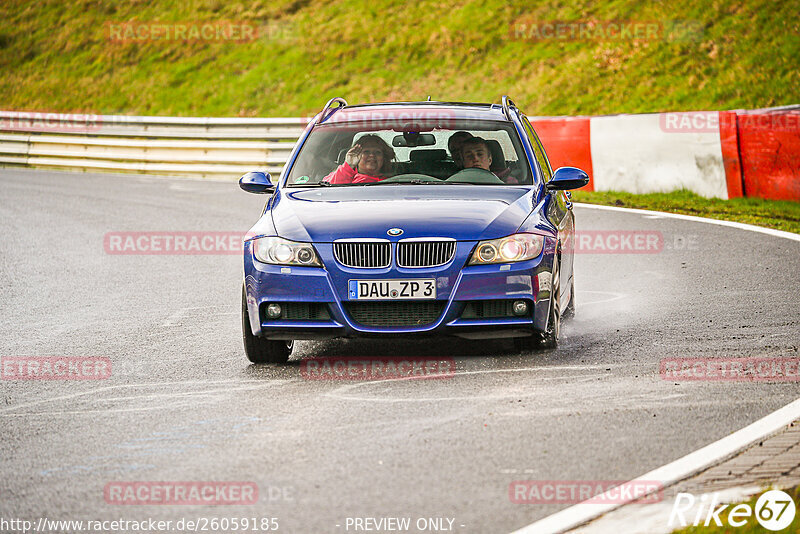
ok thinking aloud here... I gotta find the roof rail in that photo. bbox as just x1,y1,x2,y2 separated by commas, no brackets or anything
316,97,348,125
501,96,517,121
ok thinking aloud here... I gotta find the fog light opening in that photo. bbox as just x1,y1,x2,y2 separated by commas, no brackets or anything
512,300,529,316
266,303,282,319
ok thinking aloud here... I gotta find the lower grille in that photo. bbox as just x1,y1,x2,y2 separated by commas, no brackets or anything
461,300,525,319
261,302,330,321
344,301,446,327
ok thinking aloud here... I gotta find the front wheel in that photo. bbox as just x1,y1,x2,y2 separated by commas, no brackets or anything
537,259,560,349
514,259,561,352
242,287,292,364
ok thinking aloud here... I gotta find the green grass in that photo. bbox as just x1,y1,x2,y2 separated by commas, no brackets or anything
671,485,800,533
573,189,800,234
1,0,798,117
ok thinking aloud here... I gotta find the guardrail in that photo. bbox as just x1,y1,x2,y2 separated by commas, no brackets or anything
1,107,798,201
0,112,308,178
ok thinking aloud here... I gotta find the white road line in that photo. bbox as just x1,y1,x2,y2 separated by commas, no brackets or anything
510,203,799,534
576,290,627,306
641,271,669,280
161,308,187,327
509,398,800,533
325,367,612,402
0,379,290,414
161,305,238,326
493,398,778,419
574,203,800,242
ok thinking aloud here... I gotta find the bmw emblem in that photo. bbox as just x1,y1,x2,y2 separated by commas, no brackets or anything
387,228,403,236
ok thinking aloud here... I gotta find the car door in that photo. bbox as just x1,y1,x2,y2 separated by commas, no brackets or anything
521,116,575,303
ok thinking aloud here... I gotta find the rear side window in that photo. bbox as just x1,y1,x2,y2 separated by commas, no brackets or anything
522,117,553,182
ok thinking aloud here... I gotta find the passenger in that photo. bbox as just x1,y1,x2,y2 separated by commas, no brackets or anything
460,137,518,184
323,135,395,184
447,131,473,168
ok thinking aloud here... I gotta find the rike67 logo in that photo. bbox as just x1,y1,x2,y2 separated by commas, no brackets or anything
669,490,797,531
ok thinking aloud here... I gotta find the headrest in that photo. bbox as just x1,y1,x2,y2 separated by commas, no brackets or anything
485,139,506,171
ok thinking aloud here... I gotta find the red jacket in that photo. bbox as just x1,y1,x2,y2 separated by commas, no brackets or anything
494,167,519,184
322,163,385,184
323,162,518,184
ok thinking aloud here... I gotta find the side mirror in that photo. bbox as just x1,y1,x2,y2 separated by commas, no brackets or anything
546,167,589,191
239,171,275,194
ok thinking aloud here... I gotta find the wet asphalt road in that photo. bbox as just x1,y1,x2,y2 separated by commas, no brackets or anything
1,168,799,533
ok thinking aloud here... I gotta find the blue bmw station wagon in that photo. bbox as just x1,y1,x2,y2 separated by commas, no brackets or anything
240,97,589,363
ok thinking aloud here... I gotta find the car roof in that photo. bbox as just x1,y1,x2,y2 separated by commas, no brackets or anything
317,101,513,125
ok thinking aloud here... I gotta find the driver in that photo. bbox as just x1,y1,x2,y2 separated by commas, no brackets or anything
461,137,492,171
447,131,473,168
322,135,395,184
460,137,518,184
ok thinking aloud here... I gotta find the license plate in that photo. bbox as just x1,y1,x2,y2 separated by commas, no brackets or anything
348,279,436,300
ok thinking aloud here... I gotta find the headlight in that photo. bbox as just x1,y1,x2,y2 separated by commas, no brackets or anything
252,236,322,266
468,233,544,265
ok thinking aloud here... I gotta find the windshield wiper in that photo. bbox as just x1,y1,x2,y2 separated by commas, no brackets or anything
286,180,333,187
364,179,445,186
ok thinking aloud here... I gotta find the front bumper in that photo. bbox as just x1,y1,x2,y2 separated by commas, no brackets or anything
243,240,555,340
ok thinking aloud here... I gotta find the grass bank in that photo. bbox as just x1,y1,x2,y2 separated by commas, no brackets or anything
1,0,798,117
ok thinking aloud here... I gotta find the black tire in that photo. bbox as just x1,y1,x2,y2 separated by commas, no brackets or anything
537,259,560,349
242,287,292,364
562,274,575,319
514,258,561,352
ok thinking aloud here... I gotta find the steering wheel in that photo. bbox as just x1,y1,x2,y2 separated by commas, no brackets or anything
445,168,505,184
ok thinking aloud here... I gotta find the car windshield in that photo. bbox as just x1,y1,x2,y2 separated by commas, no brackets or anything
286,118,532,187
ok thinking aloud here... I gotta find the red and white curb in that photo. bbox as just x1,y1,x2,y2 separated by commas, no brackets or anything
533,105,800,202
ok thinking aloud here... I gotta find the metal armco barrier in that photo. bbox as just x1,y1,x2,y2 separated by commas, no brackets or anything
1,106,797,201
0,112,308,178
